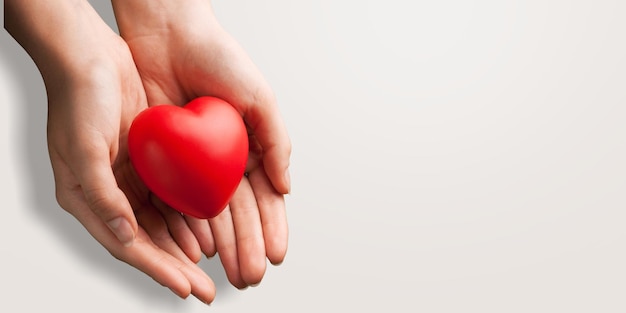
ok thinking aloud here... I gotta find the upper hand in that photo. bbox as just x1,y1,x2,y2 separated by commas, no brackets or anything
6,0,217,303
113,0,292,289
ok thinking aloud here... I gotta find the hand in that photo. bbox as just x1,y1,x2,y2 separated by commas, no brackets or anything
112,0,292,289
6,0,215,303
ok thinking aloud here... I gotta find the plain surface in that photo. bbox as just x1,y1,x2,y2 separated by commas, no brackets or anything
2,1,626,312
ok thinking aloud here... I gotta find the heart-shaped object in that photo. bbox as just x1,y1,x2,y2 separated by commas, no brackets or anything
128,96,248,219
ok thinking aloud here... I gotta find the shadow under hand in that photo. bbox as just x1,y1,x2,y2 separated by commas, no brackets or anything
1,26,234,309
199,255,237,300
0,29,185,308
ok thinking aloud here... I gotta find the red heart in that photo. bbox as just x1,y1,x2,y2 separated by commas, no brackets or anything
128,96,248,219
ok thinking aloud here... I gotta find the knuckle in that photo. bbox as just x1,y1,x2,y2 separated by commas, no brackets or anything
108,249,125,262
84,187,115,218
243,85,276,110
253,87,276,106
54,188,71,211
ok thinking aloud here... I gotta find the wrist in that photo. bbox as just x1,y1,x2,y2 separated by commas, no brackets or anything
6,0,122,81
111,0,218,39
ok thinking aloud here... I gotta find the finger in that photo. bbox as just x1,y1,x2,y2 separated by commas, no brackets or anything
248,169,289,265
122,229,216,303
123,229,193,299
189,33,291,194
229,177,266,285
110,226,216,303
150,193,202,263
70,143,138,247
208,206,247,289
177,260,216,304
133,202,216,303
243,100,292,195
185,216,217,258
60,189,208,301
134,201,197,265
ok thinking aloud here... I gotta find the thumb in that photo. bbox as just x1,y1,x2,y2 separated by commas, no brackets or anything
244,97,292,194
75,149,138,247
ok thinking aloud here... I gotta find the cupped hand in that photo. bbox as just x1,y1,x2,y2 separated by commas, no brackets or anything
5,0,227,303
113,0,292,289
41,20,216,304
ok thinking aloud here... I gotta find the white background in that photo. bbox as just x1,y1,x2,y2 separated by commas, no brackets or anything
2,1,626,312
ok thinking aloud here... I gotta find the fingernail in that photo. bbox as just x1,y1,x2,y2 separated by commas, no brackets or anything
284,168,291,194
107,217,134,247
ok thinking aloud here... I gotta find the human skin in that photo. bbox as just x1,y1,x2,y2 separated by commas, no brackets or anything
111,0,292,289
5,0,291,302
5,0,216,303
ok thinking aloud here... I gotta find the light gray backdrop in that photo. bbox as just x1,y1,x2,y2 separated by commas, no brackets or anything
1,1,625,312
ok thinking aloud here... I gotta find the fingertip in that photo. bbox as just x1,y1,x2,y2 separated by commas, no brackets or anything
283,167,291,194
181,266,216,304
270,260,284,266
161,272,192,300
267,243,288,266
265,158,291,195
247,103,291,194
241,259,266,287
106,216,136,247
169,286,191,300
193,284,216,305
235,281,257,290
266,211,289,254
176,258,216,302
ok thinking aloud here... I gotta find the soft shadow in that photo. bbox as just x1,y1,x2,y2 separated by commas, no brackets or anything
2,3,232,307
1,12,187,311
0,28,187,311
199,255,238,301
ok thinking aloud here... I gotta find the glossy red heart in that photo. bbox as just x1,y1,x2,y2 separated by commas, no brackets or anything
128,96,248,219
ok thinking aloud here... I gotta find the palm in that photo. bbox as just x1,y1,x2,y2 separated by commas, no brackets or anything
46,41,215,301
123,22,289,288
